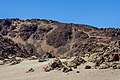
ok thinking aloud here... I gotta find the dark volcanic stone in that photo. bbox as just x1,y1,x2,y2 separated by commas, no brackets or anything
72,56,86,66
19,24,37,41
3,20,12,26
46,25,72,48
84,65,91,69
62,67,72,73
0,35,30,60
9,31,16,37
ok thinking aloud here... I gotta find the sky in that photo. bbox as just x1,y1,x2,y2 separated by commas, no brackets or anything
0,0,120,28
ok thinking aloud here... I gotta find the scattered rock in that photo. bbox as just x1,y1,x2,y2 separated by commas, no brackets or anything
50,58,63,69
26,68,34,73
3,59,10,64
99,64,109,69
15,57,24,61
62,67,72,73
117,65,120,69
76,71,80,73
38,58,47,62
43,66,52,72
28,56,37,60
112,54,119,61
66,61,77,69
112,63,119,69
10,60,21,65
43,58,63,72
43,52,55,58
84,65,91,69
43,58,74,73
72,56,86,66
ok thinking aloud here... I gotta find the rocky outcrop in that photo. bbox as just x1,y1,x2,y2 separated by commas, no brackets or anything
46,24,72,48
0,18,120,63
43,58,74,73
0,35,30,60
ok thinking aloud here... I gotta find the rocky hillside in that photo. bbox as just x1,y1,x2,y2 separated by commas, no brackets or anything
0,18,120,61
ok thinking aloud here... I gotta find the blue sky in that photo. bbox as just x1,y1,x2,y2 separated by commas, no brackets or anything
0,0,120,28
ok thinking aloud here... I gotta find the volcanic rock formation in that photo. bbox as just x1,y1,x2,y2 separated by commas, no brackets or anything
0,18,120,63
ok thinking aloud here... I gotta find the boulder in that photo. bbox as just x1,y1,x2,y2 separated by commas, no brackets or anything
38,58,47,62
28,56,37,60
10,60,21,65
99,64,109,69
76,71,80,73
111,63,120,69
72,56,86,66
26,68,34,73
84,65,91,69
66,61,77,69
43,66,52,72
117,65,120,69
43,58,63,72
50,58,63,69
62,67,72,73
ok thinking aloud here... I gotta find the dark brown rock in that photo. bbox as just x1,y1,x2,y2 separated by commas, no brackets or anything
76,71,80,73
26,68,34,73
72,56,86,66
46,24,72,48
0,35,30,60
84,65,91,69
62,67,72,73
50,59,63,69
43,58,63,72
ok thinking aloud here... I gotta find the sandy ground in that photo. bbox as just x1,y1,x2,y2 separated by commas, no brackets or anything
0,59,120,80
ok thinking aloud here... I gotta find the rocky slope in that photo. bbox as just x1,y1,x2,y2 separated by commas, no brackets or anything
0,18,120,62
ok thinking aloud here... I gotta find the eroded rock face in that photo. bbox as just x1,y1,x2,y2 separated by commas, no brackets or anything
0,35,30,60
46,24,72,48
19,24,38,41
0,18,120,62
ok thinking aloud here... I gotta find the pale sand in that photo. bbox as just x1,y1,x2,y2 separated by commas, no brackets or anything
0,59,120,80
